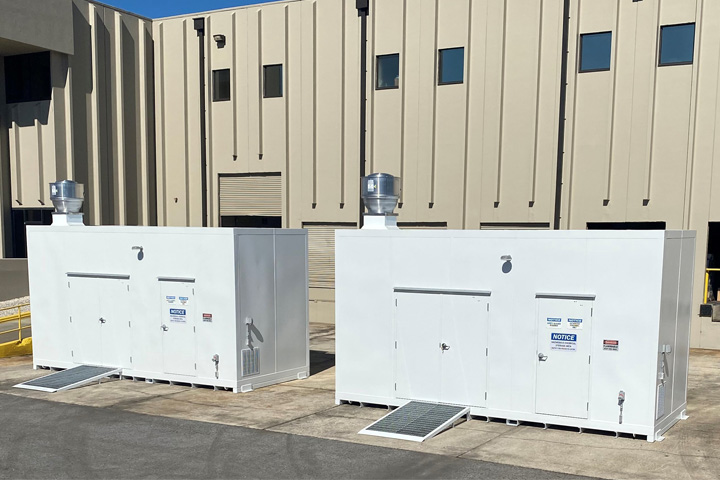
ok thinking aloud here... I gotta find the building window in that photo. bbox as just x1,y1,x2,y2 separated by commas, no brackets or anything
376,54,399,89
438,47,464,85
659,23,695,66
579,32,612,72
4,52,52,104
212,69,231,102
263,64,283,98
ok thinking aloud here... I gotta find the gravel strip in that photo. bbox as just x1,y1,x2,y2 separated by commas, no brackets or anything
0,296,30,316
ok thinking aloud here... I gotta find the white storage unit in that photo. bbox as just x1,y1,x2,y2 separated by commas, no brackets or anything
26,224,309,393
335,229,695,441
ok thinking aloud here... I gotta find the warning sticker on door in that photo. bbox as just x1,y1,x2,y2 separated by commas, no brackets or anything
165,295,176,304
603,339,619,351
568,318,583,329
550,333,577,351
203,313,212,323
546,317,561,328
169,308,187,323
179,296,190,306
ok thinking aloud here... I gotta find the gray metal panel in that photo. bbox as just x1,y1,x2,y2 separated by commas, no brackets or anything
361,401,469,441
15,365,120,392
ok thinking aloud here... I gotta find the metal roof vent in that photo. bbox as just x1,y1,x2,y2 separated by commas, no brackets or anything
50,180,84,214
361,173,400,215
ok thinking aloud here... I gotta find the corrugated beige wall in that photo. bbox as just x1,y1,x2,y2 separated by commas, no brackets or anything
5,0,155,228
563,0,720,348
154,0,360,229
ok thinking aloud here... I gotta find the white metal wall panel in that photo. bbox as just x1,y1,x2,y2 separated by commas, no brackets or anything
304,223,355,289
219,175,282,217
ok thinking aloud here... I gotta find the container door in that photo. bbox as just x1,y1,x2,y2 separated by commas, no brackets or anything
535,297,593,419
69,277,103,366
160,281,196,376
98,278,131,368
395,292,442,403
440,295,489,407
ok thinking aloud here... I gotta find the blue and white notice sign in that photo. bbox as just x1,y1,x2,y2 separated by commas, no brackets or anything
550,332,577,351
568,318,583,329
169,308,187,323
546,317,561,328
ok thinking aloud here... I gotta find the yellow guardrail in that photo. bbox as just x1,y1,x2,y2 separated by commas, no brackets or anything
704,269,720,303
0,303,32,358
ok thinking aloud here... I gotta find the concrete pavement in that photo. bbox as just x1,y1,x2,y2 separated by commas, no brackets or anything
0,324,719,479
0,392,592,479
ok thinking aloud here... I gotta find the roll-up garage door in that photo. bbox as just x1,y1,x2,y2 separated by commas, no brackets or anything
219,174,282,216
303,223,356,289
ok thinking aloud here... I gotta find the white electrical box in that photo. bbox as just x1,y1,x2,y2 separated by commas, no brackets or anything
335,230,695,441
26,225,309,392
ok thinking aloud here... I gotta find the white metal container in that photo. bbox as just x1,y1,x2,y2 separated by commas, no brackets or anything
335,230,695,441
26,225,309,392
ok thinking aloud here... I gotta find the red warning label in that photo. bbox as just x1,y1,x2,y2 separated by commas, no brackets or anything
603,339,619,351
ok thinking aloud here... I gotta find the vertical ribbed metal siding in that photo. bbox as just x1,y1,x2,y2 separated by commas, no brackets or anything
219,174,282,216
304,223,355,289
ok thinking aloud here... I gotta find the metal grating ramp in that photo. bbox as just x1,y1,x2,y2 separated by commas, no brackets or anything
359,401,470,442
14,365,121,393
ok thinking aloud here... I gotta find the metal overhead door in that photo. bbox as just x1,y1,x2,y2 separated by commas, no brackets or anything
219,174,282,217
535,296,594,419
304,224,355,289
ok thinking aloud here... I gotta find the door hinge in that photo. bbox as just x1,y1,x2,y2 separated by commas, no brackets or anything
395,299,397,307
130,356,133,363
591,307,593,316
128,321,131,328
195,363,197,370
485,392,487,400
394,341,397,349
485,347,488,356
587,402,589,411
127,285,130,291
394,383,397,391
487,303,489,311
68,281,70,288
193,326,196,333
69,316,72,323
588,355,591,364
71,350,74,357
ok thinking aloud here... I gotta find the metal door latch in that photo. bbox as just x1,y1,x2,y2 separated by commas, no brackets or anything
161,324,168,331
440,343,450,351
99,317,106,324
538,353,548,361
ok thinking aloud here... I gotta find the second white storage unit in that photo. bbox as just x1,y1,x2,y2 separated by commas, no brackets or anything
335,229,695,441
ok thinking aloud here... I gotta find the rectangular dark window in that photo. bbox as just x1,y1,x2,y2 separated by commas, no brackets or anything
212,69,231,102
4,52,52,104
376,54,399,89
438,47,464,85
579,32,612,72
263,64,283,98
659,23,695,66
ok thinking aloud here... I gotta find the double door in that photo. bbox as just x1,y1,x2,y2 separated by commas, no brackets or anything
68,275,131,368
394,291,489,407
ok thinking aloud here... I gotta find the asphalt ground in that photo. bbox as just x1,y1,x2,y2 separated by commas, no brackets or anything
0,392,594,480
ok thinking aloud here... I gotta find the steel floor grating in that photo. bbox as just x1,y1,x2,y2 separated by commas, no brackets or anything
14,365,121,393
359,401,470,442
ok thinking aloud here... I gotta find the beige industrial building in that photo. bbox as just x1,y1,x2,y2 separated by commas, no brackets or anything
2,0,720,349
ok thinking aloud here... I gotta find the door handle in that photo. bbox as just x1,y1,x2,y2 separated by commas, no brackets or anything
440,343,450,351
99,317,106,324
161,324,168,331
538,353,548,362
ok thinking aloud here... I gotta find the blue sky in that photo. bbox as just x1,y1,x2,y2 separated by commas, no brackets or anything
103,0,276,19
